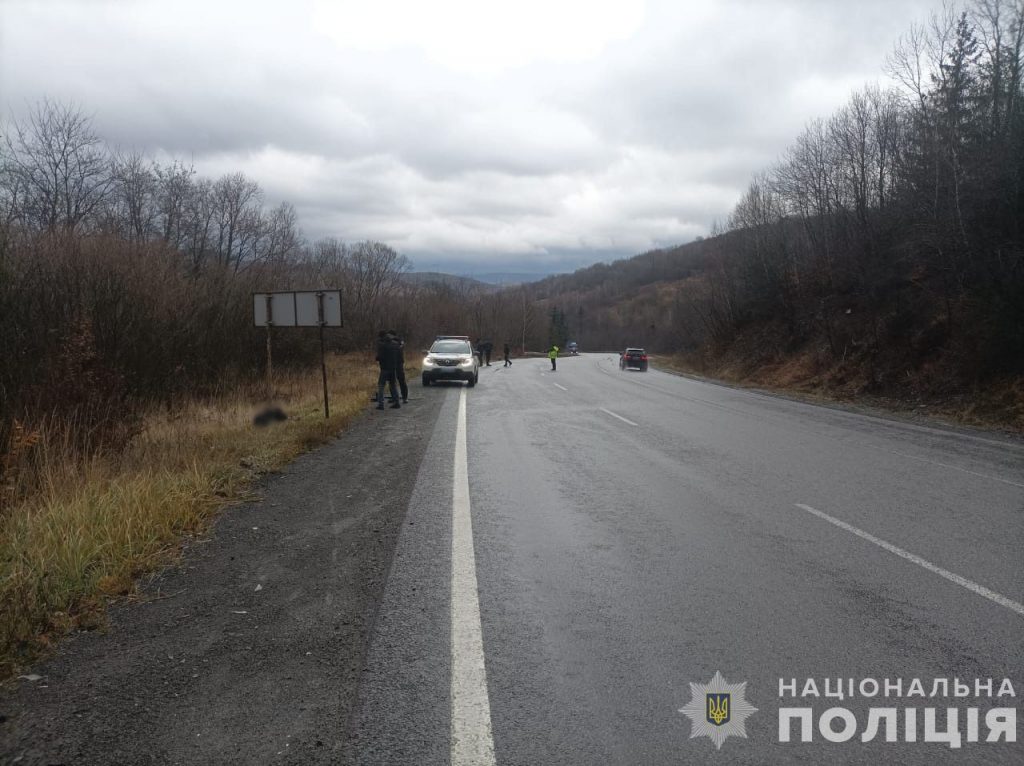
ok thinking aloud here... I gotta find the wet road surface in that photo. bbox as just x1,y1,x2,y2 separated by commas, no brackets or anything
352,353,1023,765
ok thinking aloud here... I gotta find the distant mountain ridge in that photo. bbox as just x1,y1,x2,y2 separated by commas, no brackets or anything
468,272,559,285
405,270,558,288
402,271,494,291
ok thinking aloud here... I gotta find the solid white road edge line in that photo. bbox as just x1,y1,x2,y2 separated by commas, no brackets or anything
553,382,568,391
600,407,638,427
451,388,497,765
883,449,1024,489
795,503,1024,617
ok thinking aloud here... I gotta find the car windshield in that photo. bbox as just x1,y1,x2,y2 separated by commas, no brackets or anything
431,340,471,354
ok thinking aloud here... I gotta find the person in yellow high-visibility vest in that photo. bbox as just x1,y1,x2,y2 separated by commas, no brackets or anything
548,345,559,372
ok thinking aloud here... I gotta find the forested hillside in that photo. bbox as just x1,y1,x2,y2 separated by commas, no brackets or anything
522,2,1024,424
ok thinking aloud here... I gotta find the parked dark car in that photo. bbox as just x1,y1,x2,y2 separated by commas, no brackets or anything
619,348,648,371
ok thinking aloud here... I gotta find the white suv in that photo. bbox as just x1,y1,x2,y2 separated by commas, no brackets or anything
422,336,479,387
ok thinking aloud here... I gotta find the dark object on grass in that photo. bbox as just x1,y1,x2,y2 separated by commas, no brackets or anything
253,407,288,427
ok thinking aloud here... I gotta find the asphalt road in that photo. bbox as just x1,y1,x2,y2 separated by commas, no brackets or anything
351,353,1023,765
2,354,1021,764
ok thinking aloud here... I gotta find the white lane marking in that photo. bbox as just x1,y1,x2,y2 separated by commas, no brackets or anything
451,388,497,765
600,407,638,427
883,449,1024,489
599,355,1024,452
553,382,568,392
795,503,1024,617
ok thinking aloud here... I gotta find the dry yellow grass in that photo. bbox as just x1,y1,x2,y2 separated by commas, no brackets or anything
0,354,381,677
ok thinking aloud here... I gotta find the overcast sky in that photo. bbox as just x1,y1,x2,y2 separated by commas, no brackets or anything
1,0,935,275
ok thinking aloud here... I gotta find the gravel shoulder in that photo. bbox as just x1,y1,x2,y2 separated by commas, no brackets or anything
0,392,444,766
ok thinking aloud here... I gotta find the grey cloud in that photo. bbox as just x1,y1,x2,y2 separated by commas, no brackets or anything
1,0,939,274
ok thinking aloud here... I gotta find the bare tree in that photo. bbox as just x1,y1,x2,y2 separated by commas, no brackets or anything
212,172,263,271
887,22,932,109
260,201,302,265
110,150,157,242
346,240,410,341
2,100,112,233
154,160,195,249
184,177,216,275
866,85,905,212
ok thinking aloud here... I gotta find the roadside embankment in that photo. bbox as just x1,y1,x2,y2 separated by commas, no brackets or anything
0,355,382,678
654,351,1024,435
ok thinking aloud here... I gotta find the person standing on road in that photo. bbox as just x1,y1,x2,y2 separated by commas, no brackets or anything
474,338,484,368
503,343,512,367
482,340,493,366
388,330,409,403
548,344,559,371
375,331,401,410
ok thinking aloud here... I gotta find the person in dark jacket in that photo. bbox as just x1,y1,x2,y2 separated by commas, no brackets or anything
375,331,401,409
389,330,409,403
503,343,512,367
482,340,493,366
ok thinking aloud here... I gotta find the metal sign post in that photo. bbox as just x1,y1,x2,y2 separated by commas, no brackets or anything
253,290,343,420
264,295,273,390
317,292,330,419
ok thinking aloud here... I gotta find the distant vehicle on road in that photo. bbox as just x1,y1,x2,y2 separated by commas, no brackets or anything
567,341,579,355
422,336,479,387
619,348,648,372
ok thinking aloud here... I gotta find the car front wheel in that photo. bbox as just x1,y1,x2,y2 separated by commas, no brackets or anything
422,375,431,386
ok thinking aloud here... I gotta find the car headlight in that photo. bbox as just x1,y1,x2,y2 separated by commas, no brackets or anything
423,356,436,367
459,356,474,367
